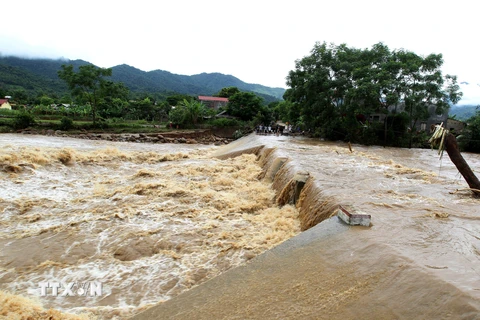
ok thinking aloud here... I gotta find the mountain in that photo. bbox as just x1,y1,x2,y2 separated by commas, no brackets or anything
0,56,285,103
109,64,285,103
449,105,478,121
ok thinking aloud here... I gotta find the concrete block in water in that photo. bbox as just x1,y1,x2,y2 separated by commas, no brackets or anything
336,205,371,227
264,157,288,182
293,171,309,204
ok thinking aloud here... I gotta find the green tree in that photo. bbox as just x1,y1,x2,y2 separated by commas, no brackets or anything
180,99,206,126
217,87,240,98
59,94,73,105
226,91,263,121
157,101,172,122
12,89,30,105
286,42,345,139
13,113,35,129
166,94,193,107
126,97,156,120
286,42,462,145
460,107,480,152
39,95,55,107
394,50,462,147
98,81,130,118
168,106,186,126
58,64,113,125
31,104,54,115
59,117,74,130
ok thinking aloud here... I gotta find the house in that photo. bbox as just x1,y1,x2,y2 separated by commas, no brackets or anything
0,98,12,110
366,102,451,133
198,96,229,110
446,118,467,133
368,113,387,123
53,103,71,109
387,103,448,132
415,104,449,133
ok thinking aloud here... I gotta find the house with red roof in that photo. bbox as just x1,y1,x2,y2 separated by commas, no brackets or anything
198,96,228,110
0,98,11,110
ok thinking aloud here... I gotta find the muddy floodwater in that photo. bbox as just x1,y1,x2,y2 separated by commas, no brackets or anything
0,134,299,319
1,133,480,319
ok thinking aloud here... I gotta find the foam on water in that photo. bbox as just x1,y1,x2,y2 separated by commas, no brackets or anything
0,135,300,319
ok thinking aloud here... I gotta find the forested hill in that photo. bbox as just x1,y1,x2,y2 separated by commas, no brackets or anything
449,105,478,120
0,56,285,102
110,64,285,101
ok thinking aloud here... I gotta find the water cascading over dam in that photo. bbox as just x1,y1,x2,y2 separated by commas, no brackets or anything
215,141,341,231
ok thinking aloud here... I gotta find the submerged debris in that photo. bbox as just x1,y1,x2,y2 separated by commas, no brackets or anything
336,205,371,227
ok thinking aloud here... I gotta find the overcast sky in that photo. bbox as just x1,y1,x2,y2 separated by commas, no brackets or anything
1,0,479,105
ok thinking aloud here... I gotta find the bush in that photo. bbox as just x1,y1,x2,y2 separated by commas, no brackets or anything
59,117,74,131
459,112,480,153
359,122,383,146
233,129,244,139
168,106,186,126
107,117,124,123
13,113,36,130
0,125,12,133
0,109,20,117
410,131,430,148
88,120,109,130
209,118,240,127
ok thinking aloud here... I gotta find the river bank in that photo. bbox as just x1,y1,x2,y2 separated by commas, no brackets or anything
12,128,236,145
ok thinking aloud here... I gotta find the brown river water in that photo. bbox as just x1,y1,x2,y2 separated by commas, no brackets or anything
1,133,479,319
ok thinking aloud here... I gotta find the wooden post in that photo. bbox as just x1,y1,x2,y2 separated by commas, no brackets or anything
444,133,480,195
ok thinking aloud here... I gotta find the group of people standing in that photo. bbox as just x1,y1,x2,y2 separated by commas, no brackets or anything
256,124,287,135
256,123,305,136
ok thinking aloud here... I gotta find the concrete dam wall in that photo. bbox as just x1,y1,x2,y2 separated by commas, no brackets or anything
133,133,480,319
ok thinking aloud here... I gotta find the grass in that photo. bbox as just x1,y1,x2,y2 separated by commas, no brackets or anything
0,112,239,134
0,109,20,117
0,118,175,134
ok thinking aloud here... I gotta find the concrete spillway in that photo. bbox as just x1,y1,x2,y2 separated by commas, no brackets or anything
133,219,479,319
133,134,480,319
